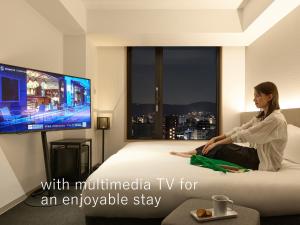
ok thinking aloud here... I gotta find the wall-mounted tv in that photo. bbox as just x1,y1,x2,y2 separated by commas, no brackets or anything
0,63,91,133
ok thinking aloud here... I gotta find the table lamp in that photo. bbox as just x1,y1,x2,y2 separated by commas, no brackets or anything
97,117,110,163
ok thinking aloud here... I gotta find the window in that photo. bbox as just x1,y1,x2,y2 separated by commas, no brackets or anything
127,47,220,140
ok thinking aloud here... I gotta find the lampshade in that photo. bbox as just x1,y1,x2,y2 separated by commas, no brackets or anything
97,117,110,130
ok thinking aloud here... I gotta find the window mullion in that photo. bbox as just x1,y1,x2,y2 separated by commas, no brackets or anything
126,47,132,139
154,47,163,139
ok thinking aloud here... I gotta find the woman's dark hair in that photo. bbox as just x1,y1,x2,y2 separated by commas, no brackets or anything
255,82,280,120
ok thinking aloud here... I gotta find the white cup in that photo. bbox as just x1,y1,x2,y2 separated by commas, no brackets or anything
212,195,234,216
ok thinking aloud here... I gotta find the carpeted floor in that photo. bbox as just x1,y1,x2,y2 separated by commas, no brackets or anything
1,191,300,225
0,201,86,225
0,200,163,225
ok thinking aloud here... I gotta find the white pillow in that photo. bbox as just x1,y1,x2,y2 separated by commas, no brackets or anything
283,124,300,164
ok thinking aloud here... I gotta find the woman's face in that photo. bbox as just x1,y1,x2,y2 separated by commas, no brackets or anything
253,91,272,109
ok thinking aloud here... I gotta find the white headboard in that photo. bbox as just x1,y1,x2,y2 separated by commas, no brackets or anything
241,108,300,127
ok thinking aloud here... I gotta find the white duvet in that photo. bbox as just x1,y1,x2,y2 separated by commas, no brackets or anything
82,141,300,218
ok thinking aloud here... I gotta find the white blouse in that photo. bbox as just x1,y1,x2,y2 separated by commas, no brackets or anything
225,110,288,171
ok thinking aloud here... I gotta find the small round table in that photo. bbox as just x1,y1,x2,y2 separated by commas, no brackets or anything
161,198,260,225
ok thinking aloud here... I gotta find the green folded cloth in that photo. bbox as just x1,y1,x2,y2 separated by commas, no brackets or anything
190,155,250,173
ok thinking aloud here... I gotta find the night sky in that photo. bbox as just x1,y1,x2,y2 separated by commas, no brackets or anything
131,47,217,105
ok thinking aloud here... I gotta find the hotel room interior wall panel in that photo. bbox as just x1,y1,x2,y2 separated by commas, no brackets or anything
97,47,127,160
25,0,86,35
239,0,273,30
85,38,99,166
87,10,242,34
62,35,87,139
221,47,245,133
59,0,87,32
63,36,99,165
0,146,24,209
245,6,300,112
0,0,64,211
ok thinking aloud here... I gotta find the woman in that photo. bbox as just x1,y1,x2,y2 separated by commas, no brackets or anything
170,82,287,171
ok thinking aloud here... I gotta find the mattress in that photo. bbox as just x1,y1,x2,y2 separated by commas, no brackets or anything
82,141,300,218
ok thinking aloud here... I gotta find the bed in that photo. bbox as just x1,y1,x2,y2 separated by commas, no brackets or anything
82,139,300,218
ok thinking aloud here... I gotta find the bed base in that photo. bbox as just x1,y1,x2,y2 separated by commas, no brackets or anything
85,215,300,225
85,216,163,225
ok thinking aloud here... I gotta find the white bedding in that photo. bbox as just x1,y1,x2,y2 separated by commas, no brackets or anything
82,141,300,218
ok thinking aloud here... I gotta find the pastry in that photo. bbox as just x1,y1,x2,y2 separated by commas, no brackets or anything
196,208,206,217
196,208,212,217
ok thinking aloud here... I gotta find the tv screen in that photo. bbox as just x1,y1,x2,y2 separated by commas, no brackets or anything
0,63,91,133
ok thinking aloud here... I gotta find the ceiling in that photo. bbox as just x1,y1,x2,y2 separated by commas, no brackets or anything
81,0,245,10
26,0,300,46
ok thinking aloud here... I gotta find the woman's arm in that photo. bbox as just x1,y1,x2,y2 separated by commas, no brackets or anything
215,136,233,145
212,134,226,142
225,117,256,137
202,134,226,151
230,117,284,144
202,136,233,155
205,134,226,146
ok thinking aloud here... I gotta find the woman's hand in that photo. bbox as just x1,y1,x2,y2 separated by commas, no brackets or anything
203,137,216,151
202,143,217,155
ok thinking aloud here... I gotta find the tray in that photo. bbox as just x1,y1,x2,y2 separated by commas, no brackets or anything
190,208,238,222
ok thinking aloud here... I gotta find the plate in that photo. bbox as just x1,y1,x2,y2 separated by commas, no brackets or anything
190,208,238,222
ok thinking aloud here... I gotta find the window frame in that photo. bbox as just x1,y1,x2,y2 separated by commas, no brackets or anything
127,47,221,140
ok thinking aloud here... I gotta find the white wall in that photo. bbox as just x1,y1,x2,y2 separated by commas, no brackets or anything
96,47,245,158
60,0,87,32
62,35,87,139
0,0,63,212
62,35,99,165
0,146,24,212
245,6,300,111
239,0,273,30
97,47,127,159
85,38,99,166
88,9,241,34
222,47,245,132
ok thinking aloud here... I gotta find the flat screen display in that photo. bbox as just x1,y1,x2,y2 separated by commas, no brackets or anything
0,63,91,133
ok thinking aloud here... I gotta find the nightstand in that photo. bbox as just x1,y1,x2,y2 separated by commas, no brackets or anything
50,138,92,183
